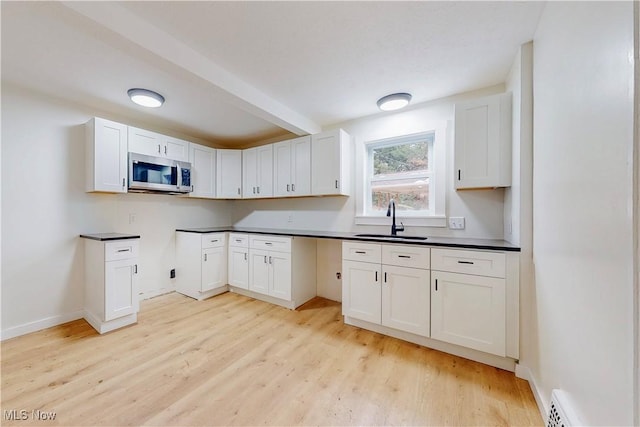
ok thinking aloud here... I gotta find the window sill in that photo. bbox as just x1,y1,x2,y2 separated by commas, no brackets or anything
354,215,447,228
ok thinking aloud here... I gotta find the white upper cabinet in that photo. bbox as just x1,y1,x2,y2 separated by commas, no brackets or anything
273,136,311,197
216,149,242,199
311,129,351,196
188,143,216,199
85,117,128,193
454,92,511,189
128,126,190,162
242,145,273,198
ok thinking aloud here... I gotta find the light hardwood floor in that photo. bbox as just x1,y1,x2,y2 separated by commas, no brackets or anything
1,292,542,426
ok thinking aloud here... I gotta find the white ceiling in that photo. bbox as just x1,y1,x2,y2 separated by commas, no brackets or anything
1,1,545,147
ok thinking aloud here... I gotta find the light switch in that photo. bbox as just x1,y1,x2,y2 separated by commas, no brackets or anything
448,217,465,230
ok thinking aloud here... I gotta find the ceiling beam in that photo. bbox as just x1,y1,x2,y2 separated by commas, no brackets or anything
61,1,321,136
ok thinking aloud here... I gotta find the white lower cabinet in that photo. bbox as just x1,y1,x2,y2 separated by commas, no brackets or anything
342,260,381,324
430,248,507,357
238,234,315,309
176,232,228,300
83,236,140,334
228,233,249,290
382,265,430,337
342,242,430,337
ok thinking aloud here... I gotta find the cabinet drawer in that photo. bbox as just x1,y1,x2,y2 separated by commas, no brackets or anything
229,233,249,248
105,240,139,262
431,248,505,278
342,241,381,264
201,233,226,249
382,244,430,269
249,235,291,252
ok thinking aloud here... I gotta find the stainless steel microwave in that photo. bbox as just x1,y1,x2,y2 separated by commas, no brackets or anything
128,153,192,194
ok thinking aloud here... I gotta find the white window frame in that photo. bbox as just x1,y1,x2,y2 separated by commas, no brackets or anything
365,133,435,217
355,124,447,228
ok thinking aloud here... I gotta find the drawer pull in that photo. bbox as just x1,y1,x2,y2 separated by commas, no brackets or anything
117,248,131,253
244,253,247,261
235,239,242,243
355,251,366,254
269,256,272,264
265,242,273,246
204,254,207,262
210,239,219,243
457,260,474,265
134,264,138,274
375,271,378,282
435,279,438,291
287,184,290,192
398,255,411,259
384,272,387,283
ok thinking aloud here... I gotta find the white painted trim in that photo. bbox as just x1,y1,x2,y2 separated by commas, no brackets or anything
515,364,549,424
1,310,84,341
84,310,137,334
60,2,320,135
139,288,175,301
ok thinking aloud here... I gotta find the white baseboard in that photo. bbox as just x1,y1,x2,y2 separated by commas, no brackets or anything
1,310,84,341
515,363,548,423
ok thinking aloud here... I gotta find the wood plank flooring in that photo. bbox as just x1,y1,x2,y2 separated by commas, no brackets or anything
1,292,542,426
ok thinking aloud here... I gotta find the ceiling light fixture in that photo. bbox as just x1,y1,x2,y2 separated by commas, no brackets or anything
377,92,412,111
127,88,165,108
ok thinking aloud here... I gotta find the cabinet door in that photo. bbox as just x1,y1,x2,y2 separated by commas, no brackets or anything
454,93,510,189
189,144,216,198
431,271,506,356
242,148,258,198
89,118,128,193
202,247,227,292
311,130,341,195
273,141,292,197
382,265,430,337
248,249,270,295
342,260,381,324
291,136,311,196
163,136,189,161
128,127,163,157
256,145,273,197
269,251,291,300
216,149,242,198
228,247,249,290
104,258,138,321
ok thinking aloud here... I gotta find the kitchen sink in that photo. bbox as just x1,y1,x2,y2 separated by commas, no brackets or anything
355,233,428,241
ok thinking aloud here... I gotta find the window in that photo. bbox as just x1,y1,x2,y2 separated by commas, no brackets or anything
365,132,435,217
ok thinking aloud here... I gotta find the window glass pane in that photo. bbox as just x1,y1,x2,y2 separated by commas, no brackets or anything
371,176,430,213
372,137,432,176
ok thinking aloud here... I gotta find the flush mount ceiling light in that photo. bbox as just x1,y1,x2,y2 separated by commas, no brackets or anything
377,92,412,111
127,88,165,108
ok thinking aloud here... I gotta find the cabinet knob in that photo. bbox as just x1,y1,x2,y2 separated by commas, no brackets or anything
291,183,295,192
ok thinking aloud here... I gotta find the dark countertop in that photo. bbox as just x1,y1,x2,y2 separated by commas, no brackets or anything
175,227,520,252
80,233,141,241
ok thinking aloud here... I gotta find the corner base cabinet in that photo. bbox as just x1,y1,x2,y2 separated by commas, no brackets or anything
231,234,316,309
82,235,140,334
176,232,228,300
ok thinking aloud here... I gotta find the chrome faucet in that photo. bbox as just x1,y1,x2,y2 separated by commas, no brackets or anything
386,199,405,236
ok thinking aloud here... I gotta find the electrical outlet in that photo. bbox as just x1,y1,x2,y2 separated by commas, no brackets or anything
287,213,294,223
448,217,465,230
170,269,176,279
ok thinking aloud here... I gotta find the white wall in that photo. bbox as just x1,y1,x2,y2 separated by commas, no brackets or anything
233,84,508,239
233,85,510,302
527,2,635,425
1,84,232,339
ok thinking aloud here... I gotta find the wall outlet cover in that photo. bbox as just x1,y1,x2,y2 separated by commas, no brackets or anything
448,217,465,230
